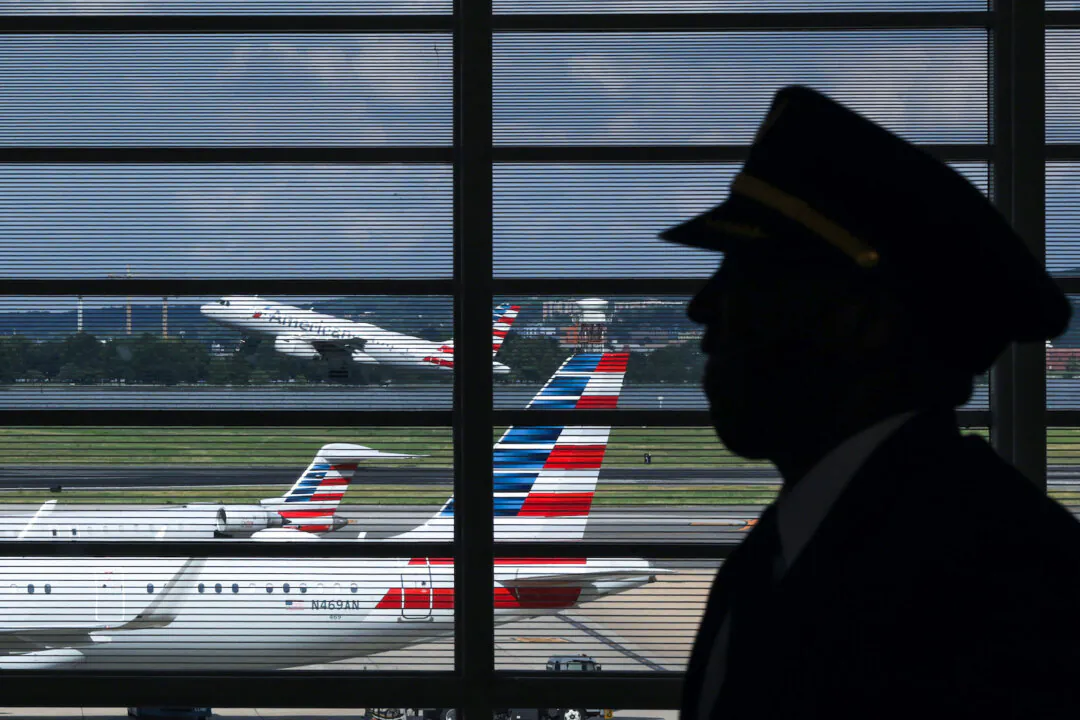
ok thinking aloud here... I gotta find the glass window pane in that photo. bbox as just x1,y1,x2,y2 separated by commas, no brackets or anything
1048,163,1080,276
494,163,989,277
0,35,451,146
1048,30,1080,143
495,31,988,146
0,166,451,278
0,1,450,12
496,558,717,672
0,559,454,670
1049,429,1080,514
1047,296,1080,410
498,0,985,11
0,426,450,540
0,295,455,409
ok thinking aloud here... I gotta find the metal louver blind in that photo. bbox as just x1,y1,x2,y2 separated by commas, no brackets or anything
0,35,451,146
1048,30,1080,144
0,296,455,408
494,31,988,146
1048,163,1080,276
495,1,986,11
493,164,990,277
1,1,451,12
0,169,451,277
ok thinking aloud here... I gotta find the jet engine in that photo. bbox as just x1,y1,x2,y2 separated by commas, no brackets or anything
215,506,285,535
274,335,319,359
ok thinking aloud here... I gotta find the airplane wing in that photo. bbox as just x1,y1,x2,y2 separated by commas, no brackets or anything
0,556,206,668
501,568,675,586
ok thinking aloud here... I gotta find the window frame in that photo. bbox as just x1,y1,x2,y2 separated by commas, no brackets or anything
0,1,1062,716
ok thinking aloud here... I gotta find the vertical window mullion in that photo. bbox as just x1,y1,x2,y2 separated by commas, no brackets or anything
455,0,496,718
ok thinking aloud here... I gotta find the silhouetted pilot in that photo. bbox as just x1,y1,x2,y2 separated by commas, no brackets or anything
663,86,1080,718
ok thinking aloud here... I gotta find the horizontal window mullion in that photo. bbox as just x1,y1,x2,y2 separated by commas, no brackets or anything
1047,145,1080,160
492,278,706,295
0,148,453,163
493,409,991,427
1048,410,1080,426
493,11,992,32
1048,11,1080,28
0,279,453,296
0,540,454,558
0,410,452,426
1055,277,1080,293
493,144,992,163
491,542,734,559
0,673,463,709
489,674,682,709
1,15,454,34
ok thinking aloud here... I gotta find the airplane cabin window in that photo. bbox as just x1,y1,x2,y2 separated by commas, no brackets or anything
300,583,307,594
147,583,154,594
27,584,33,594
215,583,223,594
232,583,239,594
283,583,290,593
266,584,273,594
71,529,76,536
51,529,57,537
44,584,51,594
351,583,358,594
198,583,205,593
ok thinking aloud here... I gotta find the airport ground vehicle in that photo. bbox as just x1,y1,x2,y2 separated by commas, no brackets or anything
385,655,612,720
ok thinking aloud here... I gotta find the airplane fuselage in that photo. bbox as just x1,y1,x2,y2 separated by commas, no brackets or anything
0,556,653,670
201,297,455,371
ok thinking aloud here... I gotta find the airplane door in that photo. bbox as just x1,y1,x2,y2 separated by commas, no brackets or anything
95,570,125,622
400,558,433,621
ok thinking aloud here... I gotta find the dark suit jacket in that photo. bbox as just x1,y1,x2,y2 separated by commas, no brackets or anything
682,408,1080,719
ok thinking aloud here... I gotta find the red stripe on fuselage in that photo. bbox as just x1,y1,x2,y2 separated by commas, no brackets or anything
375,586,581,610
279,510,335,519
409,558,586,566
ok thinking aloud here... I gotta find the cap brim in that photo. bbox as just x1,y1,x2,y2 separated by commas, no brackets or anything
658,194,773,252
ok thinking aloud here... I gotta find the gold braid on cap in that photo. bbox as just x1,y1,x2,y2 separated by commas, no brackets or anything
731,173,880,268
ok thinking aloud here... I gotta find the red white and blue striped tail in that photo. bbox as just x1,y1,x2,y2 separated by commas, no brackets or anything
492,302,521,358
395,352,630,542
264,443,418,533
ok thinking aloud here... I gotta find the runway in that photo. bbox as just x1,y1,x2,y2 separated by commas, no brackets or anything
4,464,1080,492
0,466,781,490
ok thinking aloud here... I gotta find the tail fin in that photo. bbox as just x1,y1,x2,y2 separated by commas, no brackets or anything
265,443,419,533
492,303,521,358
393,352,629,541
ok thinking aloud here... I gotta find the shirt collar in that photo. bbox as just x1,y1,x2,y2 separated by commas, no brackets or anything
775,410,918,571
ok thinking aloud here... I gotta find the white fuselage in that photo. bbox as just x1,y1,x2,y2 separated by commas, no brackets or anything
0,556,653,670
201,297,451,371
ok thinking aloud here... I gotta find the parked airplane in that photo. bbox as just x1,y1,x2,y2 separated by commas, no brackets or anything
0,443,417,542
0,352,660,670
200,297,520,376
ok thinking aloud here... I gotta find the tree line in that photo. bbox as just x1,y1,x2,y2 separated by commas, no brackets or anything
0,332,706,386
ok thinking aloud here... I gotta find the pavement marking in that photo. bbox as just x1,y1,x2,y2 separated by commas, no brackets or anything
555,613,667,672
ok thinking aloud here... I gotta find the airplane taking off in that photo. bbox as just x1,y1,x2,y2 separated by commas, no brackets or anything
0,443,417,542
0,352,661,671
201,296,520,376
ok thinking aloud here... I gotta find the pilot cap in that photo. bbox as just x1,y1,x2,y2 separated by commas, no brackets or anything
661,85,1071,375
